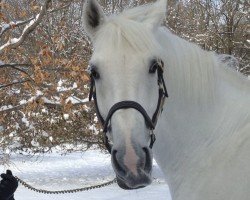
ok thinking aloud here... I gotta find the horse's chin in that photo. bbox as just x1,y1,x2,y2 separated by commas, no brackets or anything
116,172,152,190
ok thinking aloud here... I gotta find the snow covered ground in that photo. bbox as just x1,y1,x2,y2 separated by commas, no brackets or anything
0,149,171,200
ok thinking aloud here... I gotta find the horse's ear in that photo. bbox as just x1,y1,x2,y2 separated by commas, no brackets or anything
124,0,167,29
82,0,106,38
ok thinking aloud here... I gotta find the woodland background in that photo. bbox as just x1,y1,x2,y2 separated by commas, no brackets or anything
0,0,249,163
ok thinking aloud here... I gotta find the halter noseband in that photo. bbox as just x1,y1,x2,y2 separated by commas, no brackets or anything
89,60,168,153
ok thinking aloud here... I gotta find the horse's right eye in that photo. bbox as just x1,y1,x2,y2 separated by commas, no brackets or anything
88,65,100,79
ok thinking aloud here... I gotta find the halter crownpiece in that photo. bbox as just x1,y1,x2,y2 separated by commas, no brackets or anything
88,59,168,153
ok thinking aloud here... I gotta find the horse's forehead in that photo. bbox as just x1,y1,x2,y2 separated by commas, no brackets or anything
91,48,152,70
91,25,157,70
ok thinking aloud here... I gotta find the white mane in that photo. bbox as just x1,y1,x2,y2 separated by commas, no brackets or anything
158,30,217,107
162,29,250,105
93,17,162,58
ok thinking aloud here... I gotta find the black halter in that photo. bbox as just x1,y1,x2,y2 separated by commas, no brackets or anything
89,60,168,153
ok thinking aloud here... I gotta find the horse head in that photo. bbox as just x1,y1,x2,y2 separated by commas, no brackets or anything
82,0,167,190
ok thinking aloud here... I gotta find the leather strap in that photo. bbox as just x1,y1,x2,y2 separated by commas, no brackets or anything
103,101,155,133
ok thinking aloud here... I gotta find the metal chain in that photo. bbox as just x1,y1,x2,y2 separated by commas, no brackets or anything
15,176,117,194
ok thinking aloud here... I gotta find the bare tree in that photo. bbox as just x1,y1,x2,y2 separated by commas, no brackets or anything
167,0,249,75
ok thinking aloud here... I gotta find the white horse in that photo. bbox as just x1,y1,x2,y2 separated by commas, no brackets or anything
82,0,250,199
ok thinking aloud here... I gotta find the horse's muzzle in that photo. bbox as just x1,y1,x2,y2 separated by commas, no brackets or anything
111,147,153,189
116,170,152,190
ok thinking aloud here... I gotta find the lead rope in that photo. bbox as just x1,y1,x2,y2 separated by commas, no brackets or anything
15,176,117,194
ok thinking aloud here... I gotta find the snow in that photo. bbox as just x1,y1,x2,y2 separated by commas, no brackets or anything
31,139,39,147
0,23,10,36
49,136,53,142
0,81,88,111
88,124,99,134
22,14,39,33
0,149,171,200
41,95,88,106
0,20,31,35
21,115,30,127
0,38,19,51
43,97,57,104
10,38,19,43
36,90,43,96
0,13,41,52
66,96,89,104
63,113,69,120
57,80,78,92
19,99,27,104
0,105,13,111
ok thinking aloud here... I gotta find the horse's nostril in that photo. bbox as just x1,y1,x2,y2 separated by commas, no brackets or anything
143,147,152,173
112,150,126,177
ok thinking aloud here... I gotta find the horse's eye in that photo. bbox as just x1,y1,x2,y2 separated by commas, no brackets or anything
91,69,100,79
149,60,159,74
88,65,100,79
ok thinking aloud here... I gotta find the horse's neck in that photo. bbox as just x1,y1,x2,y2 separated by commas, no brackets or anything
155,27,222,158
154,26,220,180
156,105,250,200
154,27,250,200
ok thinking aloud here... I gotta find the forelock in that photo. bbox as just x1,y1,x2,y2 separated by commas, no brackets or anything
93,15,162,56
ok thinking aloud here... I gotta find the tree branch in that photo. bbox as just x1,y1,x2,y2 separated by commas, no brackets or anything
0,63,32,68
0,96,92,113
0,63,34,82
0,79,31,89
0,0,52,53
0,104,26,113
0,2,70,39
48,3,71,13
0,17,34,38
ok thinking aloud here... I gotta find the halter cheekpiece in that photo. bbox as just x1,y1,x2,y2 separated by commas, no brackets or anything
88,59,168,153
